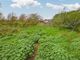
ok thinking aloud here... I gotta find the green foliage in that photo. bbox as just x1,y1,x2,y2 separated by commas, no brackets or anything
0,27,41,60
52,10,80,31
0,13,42,27
0,11,80,60
0,26,80,60
35,26,80,60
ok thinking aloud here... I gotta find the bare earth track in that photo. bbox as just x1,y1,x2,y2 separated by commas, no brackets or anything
27,43,39,60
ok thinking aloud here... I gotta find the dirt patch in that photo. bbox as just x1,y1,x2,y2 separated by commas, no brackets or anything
27,43,39,60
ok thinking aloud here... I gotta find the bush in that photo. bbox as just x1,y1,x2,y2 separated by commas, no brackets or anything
52,10,80,31
0,13,43,27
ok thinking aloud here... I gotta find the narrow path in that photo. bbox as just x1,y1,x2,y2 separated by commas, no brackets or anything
28,43,39,60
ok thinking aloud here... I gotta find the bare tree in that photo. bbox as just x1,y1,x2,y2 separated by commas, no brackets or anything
19,14,27,21
7,12,17,21
26,13,42,25
0,13,4,20
28,13,42,21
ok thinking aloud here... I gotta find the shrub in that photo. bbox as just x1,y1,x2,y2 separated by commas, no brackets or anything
52,10,80,31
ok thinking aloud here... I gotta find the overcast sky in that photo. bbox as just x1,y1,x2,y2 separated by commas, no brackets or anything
0,0,80,19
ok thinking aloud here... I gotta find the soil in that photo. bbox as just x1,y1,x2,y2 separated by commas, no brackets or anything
27,43,39,60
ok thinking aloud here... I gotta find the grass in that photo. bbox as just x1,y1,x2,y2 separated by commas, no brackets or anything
35,26,80,60
0,26,80,60
0,26,41,60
